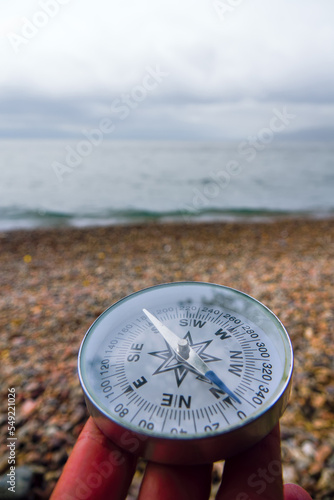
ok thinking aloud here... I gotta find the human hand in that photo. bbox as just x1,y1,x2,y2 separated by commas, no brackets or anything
50,418,312,500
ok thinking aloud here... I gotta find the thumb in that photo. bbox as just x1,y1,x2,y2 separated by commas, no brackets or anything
284,484,313,500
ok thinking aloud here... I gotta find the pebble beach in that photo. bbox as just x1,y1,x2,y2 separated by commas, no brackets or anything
0,218,333,499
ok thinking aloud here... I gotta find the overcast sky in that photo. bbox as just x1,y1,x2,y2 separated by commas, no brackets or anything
1,0,334,140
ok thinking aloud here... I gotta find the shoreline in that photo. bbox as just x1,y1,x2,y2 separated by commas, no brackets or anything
1,211,334,235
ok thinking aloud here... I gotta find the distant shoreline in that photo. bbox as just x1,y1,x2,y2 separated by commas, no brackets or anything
1,210,334,233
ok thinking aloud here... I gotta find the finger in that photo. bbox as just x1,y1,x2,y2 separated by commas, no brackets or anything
138,461,213,500
216,424,283,500
50,417,137,500
283,484,313,500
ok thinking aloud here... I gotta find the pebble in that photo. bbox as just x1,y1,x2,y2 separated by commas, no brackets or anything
0,220,333,499
317,468,334,494
283,465,298,484
301,441,315,459
20,400,38,418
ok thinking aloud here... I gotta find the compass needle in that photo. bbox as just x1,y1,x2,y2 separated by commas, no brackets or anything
143,308,241,403
204,370,241,404
79,282,293,464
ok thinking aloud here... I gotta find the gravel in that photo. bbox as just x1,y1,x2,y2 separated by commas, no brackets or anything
0,219,333,499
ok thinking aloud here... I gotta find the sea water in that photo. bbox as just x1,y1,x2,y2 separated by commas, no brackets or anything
0,139,333,230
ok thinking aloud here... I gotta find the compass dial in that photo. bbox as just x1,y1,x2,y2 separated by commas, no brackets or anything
78,282,293,464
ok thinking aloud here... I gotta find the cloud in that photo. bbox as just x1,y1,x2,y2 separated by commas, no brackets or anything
1,0,334,139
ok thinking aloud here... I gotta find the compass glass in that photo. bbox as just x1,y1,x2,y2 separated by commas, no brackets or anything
79,282,293,446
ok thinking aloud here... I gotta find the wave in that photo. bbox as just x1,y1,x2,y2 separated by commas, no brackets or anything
1,205,333,231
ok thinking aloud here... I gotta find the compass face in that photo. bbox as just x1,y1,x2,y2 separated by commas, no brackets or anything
78,282,293,464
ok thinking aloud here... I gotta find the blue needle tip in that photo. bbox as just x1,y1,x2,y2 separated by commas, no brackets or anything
205,370,241,404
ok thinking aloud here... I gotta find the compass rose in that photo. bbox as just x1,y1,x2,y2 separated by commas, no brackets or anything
148,331,222,387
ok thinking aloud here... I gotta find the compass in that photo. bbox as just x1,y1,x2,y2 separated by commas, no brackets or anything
78,282,293,465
